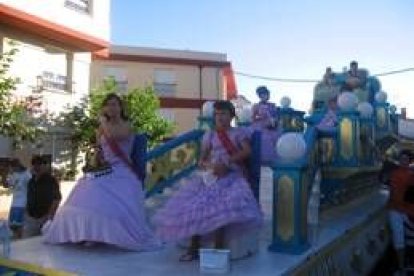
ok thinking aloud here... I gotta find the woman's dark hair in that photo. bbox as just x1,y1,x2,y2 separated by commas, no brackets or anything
101,93,128,120
31,155,48,165
256,86,270,96
213,100,236,117
10,158,25,170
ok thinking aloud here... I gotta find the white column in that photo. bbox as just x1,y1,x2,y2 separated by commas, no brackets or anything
66,52,74,93
0,33,3,54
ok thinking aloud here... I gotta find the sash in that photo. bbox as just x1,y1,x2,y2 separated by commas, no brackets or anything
215,129,248,178
100,128,145,182
216,130,238,156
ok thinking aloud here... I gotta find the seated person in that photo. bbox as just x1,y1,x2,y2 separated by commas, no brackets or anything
323,67,336,85
316,96,338,131
43,94,160,251
24,156,61,238
153,100,263,261
313,67,340,111
344,61,367,90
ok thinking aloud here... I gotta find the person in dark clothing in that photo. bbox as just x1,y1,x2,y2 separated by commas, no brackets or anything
379,157,399,186
387,150,414,274
23,156,61,237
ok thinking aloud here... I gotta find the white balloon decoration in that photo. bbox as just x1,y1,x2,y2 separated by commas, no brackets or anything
237,105,253,123
375,91,387,103
276,133,307,162
357,102,374,118
337,92,358,112
280,96,291,109
202,101,215,118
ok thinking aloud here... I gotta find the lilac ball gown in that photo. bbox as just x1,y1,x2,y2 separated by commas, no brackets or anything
43,135,160,251
153,128,263,243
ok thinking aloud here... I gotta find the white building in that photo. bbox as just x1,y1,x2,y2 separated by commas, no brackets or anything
0,1,110,163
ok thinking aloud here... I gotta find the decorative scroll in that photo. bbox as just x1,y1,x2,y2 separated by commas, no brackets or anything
145,141,198,191
301,173,309,240
376,107,387,129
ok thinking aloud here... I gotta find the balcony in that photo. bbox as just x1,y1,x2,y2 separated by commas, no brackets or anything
64,0,92,14
40,71,71,93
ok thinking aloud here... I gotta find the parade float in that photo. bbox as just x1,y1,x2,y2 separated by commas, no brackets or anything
0,64,412,275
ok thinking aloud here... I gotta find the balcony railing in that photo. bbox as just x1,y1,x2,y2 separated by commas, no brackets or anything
41,71,69,92
64,0,91,14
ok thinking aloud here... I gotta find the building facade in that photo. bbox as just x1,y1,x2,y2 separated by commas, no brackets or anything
91,45,237,133
0,0,110,163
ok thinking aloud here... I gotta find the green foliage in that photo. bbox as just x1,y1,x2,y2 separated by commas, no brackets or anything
56,78,174,151
124,86,175,145
0,41,44,148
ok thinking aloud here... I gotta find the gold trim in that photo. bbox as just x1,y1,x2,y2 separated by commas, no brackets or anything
340,118,353,160
376,107,387,128
289,209,388,275
277,175,295,241
301,174,308,240
320,138,335,164
322,166,381,180
360,124,370,160
0,258,76,275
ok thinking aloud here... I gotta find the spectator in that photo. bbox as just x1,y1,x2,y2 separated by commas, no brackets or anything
23,156,61,237
388,150,414,273
5,158,31,238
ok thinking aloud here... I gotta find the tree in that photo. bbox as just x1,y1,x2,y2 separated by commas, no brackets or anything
0,41,43,149
56,78,175,168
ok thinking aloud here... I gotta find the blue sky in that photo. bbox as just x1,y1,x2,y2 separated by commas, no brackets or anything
111,0,414,116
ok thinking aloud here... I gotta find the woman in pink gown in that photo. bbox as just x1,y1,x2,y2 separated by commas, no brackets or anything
153,100,262,261
43,94,160,251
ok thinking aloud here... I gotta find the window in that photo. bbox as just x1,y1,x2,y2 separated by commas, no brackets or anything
64,0,92,14
41,46,70,92
153,69,176,96
104,67,128,92
158,109,175,122
42,71,68,91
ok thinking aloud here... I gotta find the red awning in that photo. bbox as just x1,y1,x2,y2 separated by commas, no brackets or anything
223,65,237,100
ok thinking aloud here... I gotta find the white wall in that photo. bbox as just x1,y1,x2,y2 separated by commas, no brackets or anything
3,38,91,115
72,52,92,103
0,0,110,41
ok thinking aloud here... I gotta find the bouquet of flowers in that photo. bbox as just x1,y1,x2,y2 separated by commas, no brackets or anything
199,169,218,187
82,146,112,177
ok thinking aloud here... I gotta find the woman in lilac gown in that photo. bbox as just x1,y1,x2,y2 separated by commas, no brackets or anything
43,94,160,251
316,96,338,131
153,100,262,261
251,86,282,165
